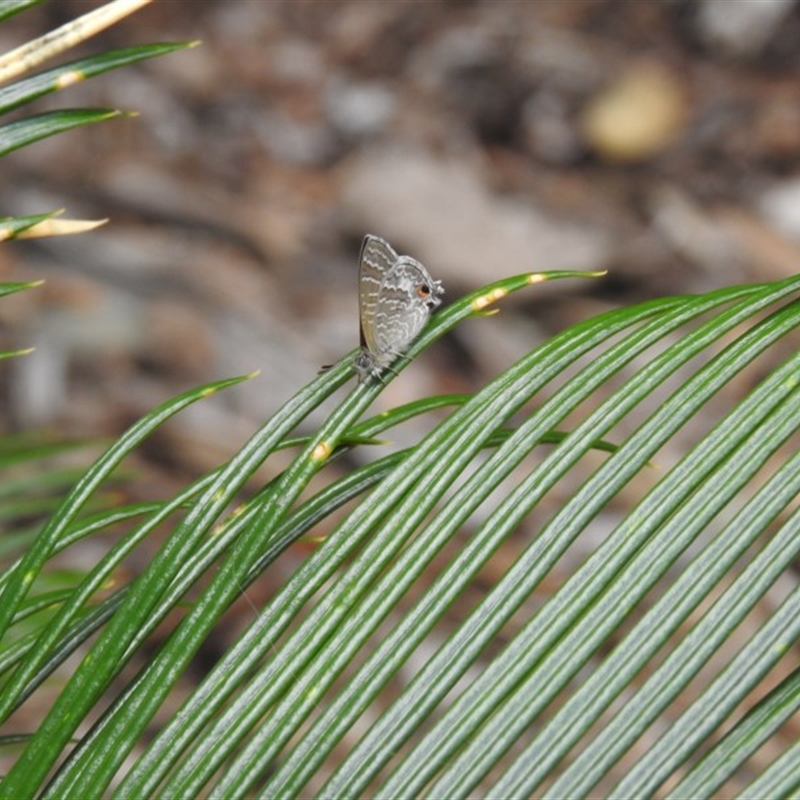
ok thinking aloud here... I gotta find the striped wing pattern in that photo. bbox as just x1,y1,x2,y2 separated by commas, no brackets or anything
358,234,399,354
355,234,444,382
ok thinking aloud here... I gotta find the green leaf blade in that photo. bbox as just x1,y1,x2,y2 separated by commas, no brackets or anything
0,108,122,157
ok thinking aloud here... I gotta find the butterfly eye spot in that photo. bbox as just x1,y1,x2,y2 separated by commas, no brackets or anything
417,284,431,298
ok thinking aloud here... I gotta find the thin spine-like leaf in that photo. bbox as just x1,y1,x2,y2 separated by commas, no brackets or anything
174,282,773,797
0,502,158,594
394,293,800,798
0,43,196,115
0,108,123,157
325,278,800,799
0,501,65,532
235,298,704,799
277,395,470,455
11,216,108,240
0,279,43,300
108,272,593,799
0,347,33,361
669,666,800,798
11,589,75,626
490,361,800,798
0,431,87,464
278,393,471,451
51,272,579,799
613,580,800,798
0,374,253,798
0,212,60,240
507,447,800,798
0,0,44,24
0,466,97,502
738,735,800,799
0,472,219,718
160,284,783,799
0,0,155,85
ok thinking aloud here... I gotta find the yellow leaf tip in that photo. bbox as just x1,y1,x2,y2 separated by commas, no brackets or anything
17,218,108,239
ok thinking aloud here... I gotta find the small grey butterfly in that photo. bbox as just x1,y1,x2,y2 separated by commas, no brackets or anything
354,234,444,382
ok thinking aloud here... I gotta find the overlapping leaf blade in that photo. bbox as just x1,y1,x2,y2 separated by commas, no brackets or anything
97,275,800,800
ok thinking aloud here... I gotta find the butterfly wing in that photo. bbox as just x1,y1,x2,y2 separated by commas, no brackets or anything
370,259,443,358
358,234,399,354
355,234,444,382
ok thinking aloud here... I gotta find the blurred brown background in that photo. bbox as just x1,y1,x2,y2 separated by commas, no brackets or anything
2,0,800,468
3,2,800,789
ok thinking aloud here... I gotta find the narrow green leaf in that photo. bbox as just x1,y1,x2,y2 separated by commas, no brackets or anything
0,108,122,157
0,434,90,468
0,43,195,115
613,582,800,798
51,271,594,798
0,466,93,502
12,363,340,798
0,374,250,721
323,279,798,800
156,294,690,798
498,372,800,798
738,736,800,799
669,666,800,798
0,0,44,24
0,212,59,240
0,347,34,361
0,280,43,300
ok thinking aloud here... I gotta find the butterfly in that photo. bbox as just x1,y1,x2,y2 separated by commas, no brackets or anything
353,234,444,382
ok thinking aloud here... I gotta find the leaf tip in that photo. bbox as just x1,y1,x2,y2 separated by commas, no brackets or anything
18,217,109,239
